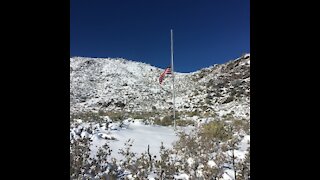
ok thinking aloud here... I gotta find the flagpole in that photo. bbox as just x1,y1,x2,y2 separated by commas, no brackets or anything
171,29,176,130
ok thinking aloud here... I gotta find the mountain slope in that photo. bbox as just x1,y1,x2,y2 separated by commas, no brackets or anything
70,54,250,120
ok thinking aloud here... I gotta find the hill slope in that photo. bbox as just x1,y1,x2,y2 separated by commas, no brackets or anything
70,54,250,120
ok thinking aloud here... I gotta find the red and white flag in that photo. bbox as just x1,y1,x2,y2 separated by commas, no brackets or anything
159,66,171,84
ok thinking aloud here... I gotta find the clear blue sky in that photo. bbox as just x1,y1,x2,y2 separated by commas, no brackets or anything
71,0,250,72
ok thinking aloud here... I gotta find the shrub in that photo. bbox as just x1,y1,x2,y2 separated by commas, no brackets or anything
200,121,231,142
104,111,124,121
232,119,250,134
153,116,173,126
70,136,118,179
71,111,103,122
189,110,199,116
176,119,195,126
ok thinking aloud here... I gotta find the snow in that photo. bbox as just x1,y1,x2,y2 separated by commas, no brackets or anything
187,157,195,166
147,173,157,180
75,120,179,160
221,169,234,180
97,133,115,140
208,160,217,167
109,122,179,159
74,119,82,123
174,173,189,180
239,135,250,151
214,100,250,119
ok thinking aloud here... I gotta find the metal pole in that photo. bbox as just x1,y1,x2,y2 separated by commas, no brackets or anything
171,29,176,129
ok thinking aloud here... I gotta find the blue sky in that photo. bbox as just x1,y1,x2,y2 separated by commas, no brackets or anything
71,0,250,72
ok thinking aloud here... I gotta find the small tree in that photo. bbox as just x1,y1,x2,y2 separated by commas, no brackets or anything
70,137,91,179
223,122,242,180
238,147,250,180
134,151,151,179
118,139,137,176
202,150,226,180
154,142,176,179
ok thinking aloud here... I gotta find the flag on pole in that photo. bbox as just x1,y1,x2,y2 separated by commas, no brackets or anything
159,66,171,84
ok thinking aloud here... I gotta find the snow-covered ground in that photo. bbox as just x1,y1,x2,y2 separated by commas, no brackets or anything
90,120,181,160
71,119,250,180
71,120,186,159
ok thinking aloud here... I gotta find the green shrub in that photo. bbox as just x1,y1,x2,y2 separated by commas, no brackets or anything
176,119,195,126
232,119,250,134
102,112,122,121
188,110,199,117
200,121,231,141
153,116,173,126
70,111,102,122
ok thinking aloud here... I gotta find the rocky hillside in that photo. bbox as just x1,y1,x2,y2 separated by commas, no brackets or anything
70,54,250,120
